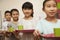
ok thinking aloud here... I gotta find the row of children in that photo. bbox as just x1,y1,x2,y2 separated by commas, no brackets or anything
2,2,36,31
1,2,37,40
1,0,60,40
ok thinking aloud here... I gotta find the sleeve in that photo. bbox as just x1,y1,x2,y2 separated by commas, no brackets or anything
35,21,43,34
2,22,8,31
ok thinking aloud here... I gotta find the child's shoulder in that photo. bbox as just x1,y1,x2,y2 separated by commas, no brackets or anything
36,19,45,24
38,19,46,22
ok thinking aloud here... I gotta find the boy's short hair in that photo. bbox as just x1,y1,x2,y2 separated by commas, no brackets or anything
11,9,19,15
5,10,11,16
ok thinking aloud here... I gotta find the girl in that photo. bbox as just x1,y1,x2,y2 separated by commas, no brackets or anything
21,2,37,30
20,2,37,40
34,0,60,38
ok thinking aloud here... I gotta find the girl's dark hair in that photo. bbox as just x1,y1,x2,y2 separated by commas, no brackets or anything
5,10,11,16
22,2,33,17
11,9,19,15
43,0,57,10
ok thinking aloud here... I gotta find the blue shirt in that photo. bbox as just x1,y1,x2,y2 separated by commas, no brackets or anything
36,19,60,34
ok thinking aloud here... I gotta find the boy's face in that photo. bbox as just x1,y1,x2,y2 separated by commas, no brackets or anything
5,13,11,21
44,0,57,17
12,11,19,21
22,9,33,17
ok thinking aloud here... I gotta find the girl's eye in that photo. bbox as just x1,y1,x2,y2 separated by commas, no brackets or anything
13,14,15,15
47,5,51,8
47,5,57,8
53,5,57,7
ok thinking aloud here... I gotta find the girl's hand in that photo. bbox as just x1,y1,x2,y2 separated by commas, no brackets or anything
33,30,40,40
13,31,20,39
33,30,40,37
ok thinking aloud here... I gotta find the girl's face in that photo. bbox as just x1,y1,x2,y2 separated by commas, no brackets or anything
22,9,33,17
12,11,19,21
43,0,57,17
5,13,11,21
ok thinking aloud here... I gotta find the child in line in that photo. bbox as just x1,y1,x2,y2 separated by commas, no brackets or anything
8,9,20,30
20,2,37,40
2,10,11,40
2,10,11,31
21,2,37,30
7,9,20,40
33,0,60,40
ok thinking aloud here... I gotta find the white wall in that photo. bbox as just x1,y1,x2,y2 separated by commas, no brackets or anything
0,0,46,20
